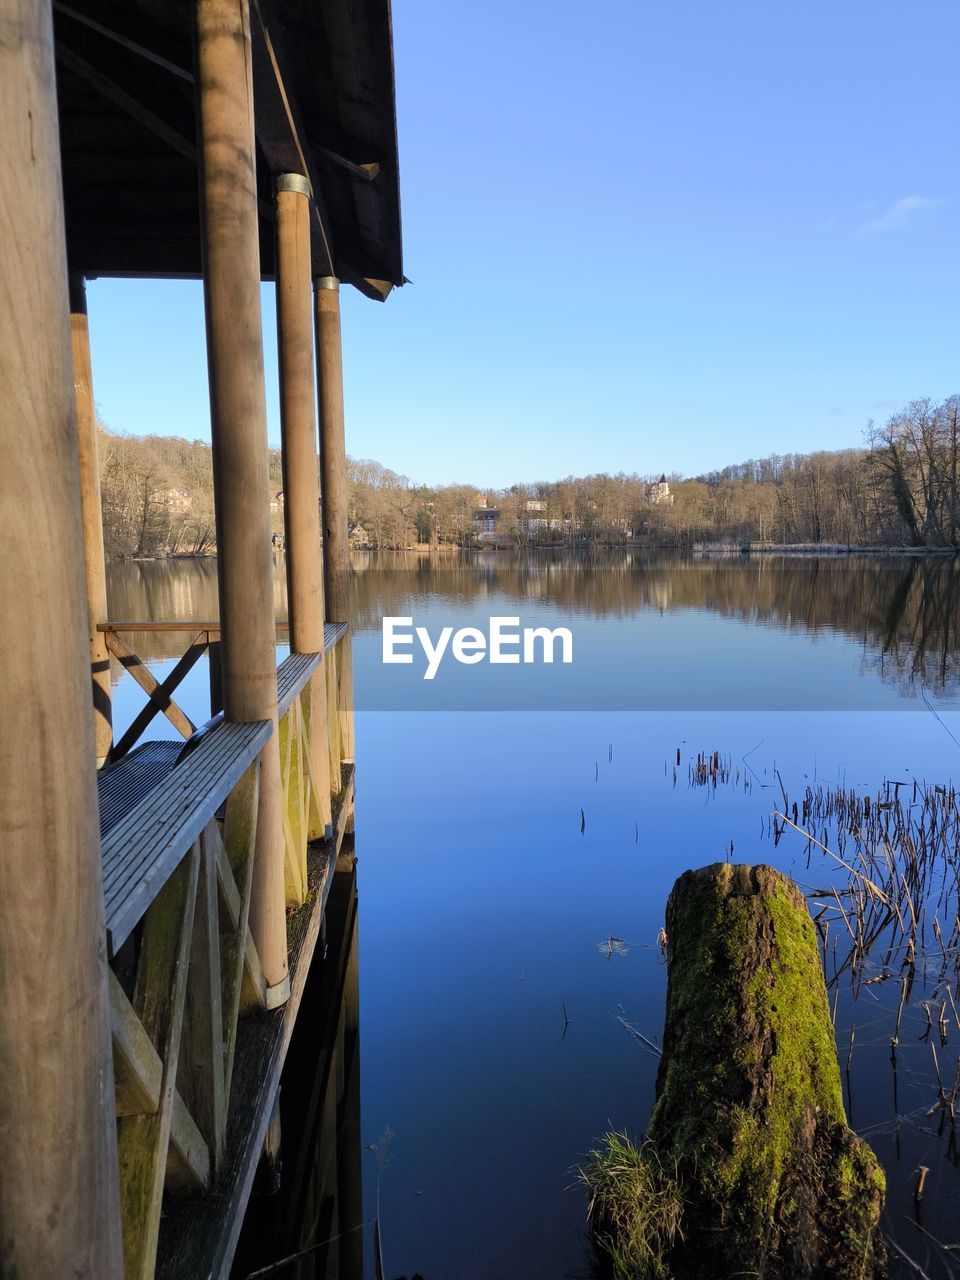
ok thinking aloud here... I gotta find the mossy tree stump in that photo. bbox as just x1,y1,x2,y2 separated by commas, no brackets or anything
587,864,885,1280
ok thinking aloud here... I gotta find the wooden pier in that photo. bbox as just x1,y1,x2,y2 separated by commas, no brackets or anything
0,2,402,1276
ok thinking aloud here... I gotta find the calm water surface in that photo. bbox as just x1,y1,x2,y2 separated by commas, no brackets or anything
107,551,960,1280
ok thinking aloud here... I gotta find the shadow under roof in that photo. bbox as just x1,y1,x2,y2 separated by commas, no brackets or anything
54,0,404,300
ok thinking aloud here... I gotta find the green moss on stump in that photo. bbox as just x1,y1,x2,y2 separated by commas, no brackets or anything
587,864,885,1279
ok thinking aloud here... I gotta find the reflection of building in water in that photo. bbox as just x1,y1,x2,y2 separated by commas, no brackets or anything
649,578,673,611
234,855,363,1280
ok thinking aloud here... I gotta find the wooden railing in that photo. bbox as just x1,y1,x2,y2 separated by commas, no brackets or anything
96,620,353,1279
100,626,218,762
274,626,349,902
104,718,268,1274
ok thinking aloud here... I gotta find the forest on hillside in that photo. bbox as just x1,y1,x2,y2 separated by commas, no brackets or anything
95,396,960,556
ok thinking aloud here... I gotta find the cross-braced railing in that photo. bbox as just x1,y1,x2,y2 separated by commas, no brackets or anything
97,621,352,1278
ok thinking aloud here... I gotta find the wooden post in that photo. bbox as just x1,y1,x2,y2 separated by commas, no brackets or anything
0,3,123,1274
315,277,355,762
195,0,289,1005
276,175,325,653
208,634,223,716
69,272,114,766
275,175,333,836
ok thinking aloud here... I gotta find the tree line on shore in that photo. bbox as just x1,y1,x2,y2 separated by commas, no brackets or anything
96,429,283,558
95,395,960,556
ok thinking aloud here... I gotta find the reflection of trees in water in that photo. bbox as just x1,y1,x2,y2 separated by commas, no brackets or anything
865,555,960,695
105,550,960,695
104,556,289,669
350,551,960,696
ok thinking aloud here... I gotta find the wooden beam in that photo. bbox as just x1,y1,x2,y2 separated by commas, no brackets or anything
177,825,227,1173
215,763,268,1096
315,277,356,758
214,834,269,1013
250,0,334,277
53,3,193,82
70,272,113,766
342,270,394,302
110,632,207,759
275,175,326,654
316,144,380,182
315,279,348,627
55,44,196,162
274,172,334,845
278,696,307,902
99,620,349,652
117,844,200,1278
104,629,197,741
325,644,344,793
302,671,334,839
101,620,272,632
208,634,223,716
109,971,211,1193
0,3,123,1273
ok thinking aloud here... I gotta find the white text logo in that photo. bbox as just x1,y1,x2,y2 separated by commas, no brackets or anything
382,616,574,680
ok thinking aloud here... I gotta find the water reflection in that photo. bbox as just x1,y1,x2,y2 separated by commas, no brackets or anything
104,557,288,665
350,550,960,699
233,858,363,1280
107,551,960,701
102,553,960,1280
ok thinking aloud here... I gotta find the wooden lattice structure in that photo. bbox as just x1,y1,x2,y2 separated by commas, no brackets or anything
0,2,402,1276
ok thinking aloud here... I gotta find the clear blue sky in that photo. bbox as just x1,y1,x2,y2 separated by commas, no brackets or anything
86,0,958,488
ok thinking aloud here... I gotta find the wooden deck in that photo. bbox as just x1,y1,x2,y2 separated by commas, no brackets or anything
90,629,356,1279
101,720,271,951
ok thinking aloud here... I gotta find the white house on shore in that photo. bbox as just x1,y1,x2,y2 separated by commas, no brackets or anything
473,478,672,541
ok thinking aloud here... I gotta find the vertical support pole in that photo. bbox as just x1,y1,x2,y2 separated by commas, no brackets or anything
276,175,325,654
208,632,223,716
275,175,333,837
315,277,355,763
195,0,289,1005
69,272,114,766
0,3,123,1275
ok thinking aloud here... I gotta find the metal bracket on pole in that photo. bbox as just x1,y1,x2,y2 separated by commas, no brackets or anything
275,172,311,198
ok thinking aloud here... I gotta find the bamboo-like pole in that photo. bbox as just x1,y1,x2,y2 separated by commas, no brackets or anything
0,3,123,1274
274,175,333,836
315,277,355,761
70,273,114,767
195,0,289,1003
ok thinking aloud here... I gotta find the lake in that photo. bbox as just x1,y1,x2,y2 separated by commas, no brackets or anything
106,550,960,1280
